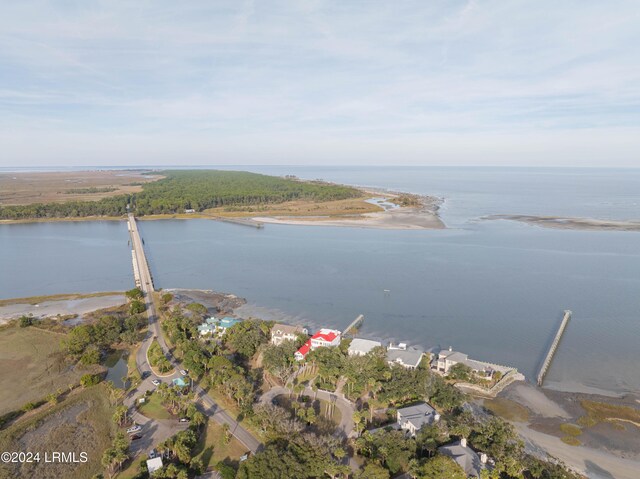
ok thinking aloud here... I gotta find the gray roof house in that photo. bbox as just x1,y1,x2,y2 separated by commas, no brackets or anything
396,402,439,436
438,438,488,478
348,338,382,356
386,343,425,369
271,323,308,345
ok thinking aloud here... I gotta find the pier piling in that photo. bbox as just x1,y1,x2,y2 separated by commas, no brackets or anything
537,310,572,387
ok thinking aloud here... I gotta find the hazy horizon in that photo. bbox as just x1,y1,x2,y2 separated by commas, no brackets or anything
2,1,639,168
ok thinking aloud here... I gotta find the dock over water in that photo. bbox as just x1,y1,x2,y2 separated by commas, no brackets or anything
343,314,364,337
537,310,572,387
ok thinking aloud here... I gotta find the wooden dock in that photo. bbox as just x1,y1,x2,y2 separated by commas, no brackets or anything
537,310,572,386
343,314,364,337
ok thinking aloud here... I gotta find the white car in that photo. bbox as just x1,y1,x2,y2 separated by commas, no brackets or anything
151,379,160,386
180,370,188,376
126,425,142,434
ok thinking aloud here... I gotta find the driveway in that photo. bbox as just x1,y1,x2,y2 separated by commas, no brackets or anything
260,386,355,438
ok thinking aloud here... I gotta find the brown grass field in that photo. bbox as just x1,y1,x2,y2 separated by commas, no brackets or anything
204,196,382,218
0,385,115,479
0,170,160,206
0,325,83,416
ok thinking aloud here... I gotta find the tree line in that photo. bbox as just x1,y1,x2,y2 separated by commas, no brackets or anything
0,170,362,219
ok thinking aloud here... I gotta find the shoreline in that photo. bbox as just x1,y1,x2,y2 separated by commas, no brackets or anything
2,287,639,476
0,189,446,230
484,214,640,231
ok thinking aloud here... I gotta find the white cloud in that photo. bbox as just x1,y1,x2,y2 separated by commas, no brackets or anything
0,0,639,166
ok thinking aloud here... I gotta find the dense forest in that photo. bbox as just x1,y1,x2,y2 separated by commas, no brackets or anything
0,170,362,220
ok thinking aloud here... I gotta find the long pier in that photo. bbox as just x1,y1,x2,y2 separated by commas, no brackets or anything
537,310,572,386
343,314,364,337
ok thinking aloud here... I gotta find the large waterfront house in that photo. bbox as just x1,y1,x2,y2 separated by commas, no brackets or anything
198,316,241,338
434,347,507,380
347,338,382,356
386,343,425,369
197,317,218,336
438,438,489,478
295,328,342,361
396,402,439,436
271,323,308,346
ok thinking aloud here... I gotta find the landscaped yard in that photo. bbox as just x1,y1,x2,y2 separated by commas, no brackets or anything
193,420,247,472
0,325,83,416
138,393,174,420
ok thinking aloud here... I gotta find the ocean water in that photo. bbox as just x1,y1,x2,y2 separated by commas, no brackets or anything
1,167,639,395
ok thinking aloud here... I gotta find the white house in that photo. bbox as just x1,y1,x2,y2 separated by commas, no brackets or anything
309,328,341,348
396,402,439,436
347,338,382,356
295,328,341,361
146,457,164,475
271,323,308,346
434,347,509,380
386,343,425,369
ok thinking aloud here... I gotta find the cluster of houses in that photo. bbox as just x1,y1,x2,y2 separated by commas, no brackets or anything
270,322,506,386
197,316,242,338
266,324,507,477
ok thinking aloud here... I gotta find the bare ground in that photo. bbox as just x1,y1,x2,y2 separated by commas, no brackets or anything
0,170,160,206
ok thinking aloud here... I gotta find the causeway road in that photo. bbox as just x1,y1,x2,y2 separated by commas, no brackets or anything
126,214,261,453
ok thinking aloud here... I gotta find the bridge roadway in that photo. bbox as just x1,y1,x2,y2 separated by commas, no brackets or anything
125,213,261,454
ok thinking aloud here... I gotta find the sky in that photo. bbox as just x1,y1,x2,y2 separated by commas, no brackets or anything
1,1,639,167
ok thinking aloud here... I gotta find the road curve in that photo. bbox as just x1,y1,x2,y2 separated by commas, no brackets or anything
260,386,355,438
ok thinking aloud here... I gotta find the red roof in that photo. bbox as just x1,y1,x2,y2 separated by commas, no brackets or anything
296,340,312,357
311,330,339,342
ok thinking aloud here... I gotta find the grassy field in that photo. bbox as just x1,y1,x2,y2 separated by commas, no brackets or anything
579,400,640,429
204,196,381,218
0,325,83,416
0,170,158,206
483,398,530,422
193,420,247,471
137,393,173,420
0,385,115,479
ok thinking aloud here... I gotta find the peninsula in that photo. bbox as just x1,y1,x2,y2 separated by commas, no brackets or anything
0,170,444,230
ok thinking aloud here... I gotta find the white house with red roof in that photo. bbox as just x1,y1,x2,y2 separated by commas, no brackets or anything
294,328,341,361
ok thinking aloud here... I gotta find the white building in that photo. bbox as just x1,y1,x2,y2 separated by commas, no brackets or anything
347,338,382,356
309,328,341,348
146,457,163,475
271,323,308,346
396,402,439,436
386,343,425,369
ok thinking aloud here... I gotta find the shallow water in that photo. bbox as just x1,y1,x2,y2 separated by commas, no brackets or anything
1,167,639,395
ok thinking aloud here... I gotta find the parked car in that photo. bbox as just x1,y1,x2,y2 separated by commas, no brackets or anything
148,449,157,459
126,425,142,434
141,371,150,379
130,434,142,441
151,379,160,386
179,418,189,423
180,369,188,376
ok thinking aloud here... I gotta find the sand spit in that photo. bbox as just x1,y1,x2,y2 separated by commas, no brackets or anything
485,214,640,231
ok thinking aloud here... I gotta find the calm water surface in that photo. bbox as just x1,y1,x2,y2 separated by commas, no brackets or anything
1,167,639,395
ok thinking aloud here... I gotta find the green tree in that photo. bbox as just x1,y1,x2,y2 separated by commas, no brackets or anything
409,455,466,479
19,315,33,327
355,462,390,479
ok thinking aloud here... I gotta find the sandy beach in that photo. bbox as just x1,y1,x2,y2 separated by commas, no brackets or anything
498,382,640,479
484,214,640,231
0,293,126,324
253,195,445,230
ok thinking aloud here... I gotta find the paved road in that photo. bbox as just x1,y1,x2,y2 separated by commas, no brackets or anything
126,214,261,454
260,386,355,438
